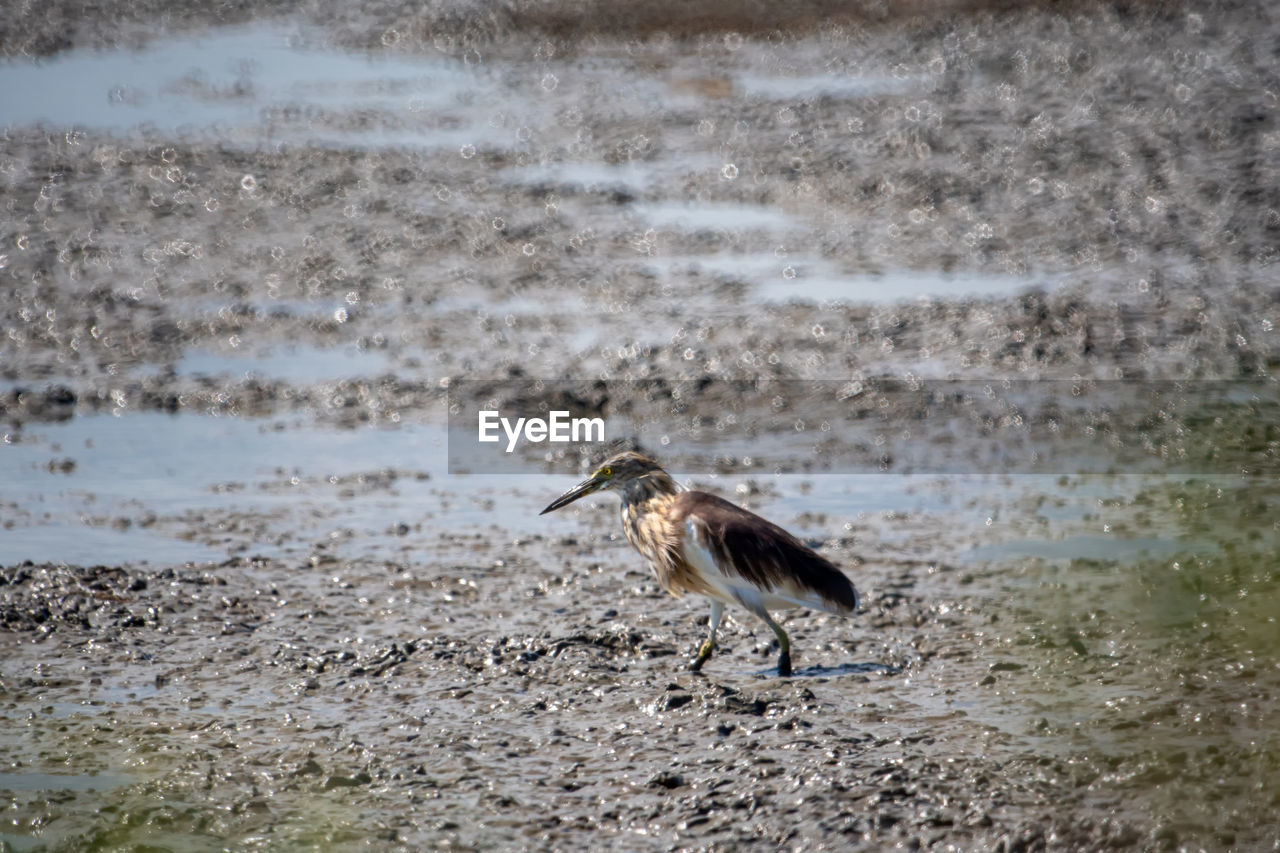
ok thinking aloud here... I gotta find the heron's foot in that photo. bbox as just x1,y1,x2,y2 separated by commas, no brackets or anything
777,650,792,678
689,639,715,673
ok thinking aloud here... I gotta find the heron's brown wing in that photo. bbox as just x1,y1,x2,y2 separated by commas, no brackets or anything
674,491,858,613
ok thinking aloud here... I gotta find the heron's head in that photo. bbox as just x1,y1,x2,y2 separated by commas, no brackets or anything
540,451,666,514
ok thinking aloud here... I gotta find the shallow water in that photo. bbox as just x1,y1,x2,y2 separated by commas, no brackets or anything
1,412,521,564
5,404,1210,586
631,201,804,233
1,411,1014,565
756,268,1053,304
0,25,482,145
175,342,398,383
0,771,134,793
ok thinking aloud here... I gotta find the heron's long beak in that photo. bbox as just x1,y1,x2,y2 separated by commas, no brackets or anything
540,477,604,515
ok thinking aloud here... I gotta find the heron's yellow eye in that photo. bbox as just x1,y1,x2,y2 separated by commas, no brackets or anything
599,466,613,478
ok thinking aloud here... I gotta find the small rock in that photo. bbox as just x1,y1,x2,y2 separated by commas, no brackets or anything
724,695,769,716
662,692,693,711
324,771,372,789
648,771,684,789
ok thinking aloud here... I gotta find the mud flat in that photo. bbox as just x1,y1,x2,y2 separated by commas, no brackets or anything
2,0,1278,849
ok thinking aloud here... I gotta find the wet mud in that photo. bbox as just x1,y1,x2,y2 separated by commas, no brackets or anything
3,0,1279,850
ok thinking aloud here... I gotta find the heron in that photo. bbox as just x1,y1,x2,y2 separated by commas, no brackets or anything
540,451,859,677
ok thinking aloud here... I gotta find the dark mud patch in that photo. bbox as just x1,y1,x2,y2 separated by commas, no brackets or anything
0,562,225,634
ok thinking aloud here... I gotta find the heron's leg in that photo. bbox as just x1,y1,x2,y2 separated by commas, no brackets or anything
689,600,724,673
759,612,792,677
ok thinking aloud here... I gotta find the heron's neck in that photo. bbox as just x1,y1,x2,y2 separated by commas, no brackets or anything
618,470,680,507
618,471,682,564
